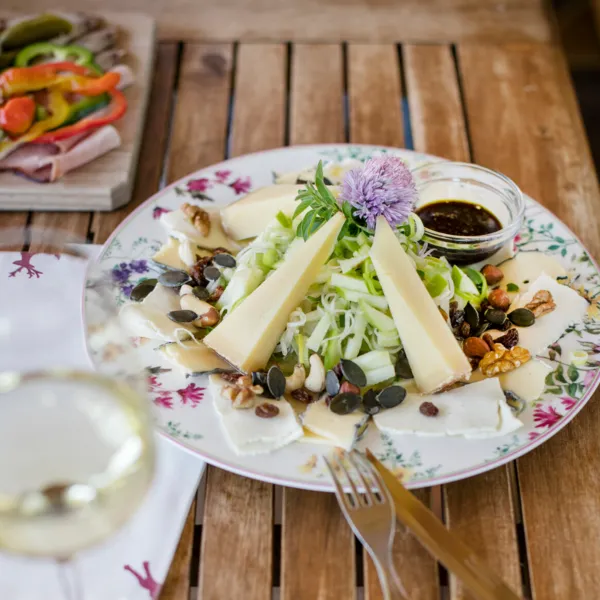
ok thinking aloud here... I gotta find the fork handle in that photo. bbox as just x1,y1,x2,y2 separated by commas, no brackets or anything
373,555,408,600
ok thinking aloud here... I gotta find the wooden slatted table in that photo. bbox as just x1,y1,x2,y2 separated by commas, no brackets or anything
4,4,600,598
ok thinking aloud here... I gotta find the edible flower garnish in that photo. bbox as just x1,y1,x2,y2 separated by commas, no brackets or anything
341,156,417,230
294,156,417,241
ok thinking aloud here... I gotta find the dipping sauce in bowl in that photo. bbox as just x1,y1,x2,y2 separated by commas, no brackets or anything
412,162,524,265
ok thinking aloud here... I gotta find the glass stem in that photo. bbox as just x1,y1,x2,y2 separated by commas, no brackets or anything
57,558,83,600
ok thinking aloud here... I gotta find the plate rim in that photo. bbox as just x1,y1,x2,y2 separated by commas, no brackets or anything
87,143,600,490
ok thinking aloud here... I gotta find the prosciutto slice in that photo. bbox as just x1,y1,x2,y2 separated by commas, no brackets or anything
0,125,121,183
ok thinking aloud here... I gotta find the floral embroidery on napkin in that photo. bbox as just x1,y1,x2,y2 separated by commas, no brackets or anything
124,561,162,599
8,251,60,279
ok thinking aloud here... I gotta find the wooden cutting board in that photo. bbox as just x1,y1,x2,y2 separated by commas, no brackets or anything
0,12,156,211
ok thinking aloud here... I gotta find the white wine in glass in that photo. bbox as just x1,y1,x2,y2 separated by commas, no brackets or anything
0,229,156,598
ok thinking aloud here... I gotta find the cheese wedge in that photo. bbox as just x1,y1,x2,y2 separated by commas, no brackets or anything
302,398,369,451
500,252,566,294
160,208,239,253
511,274,588,355
204,214,345,372
152,237,212,271
374,378,521,437
499,359,552,402
370,217,471,393
159,340,234,375
221,184,339,241
274,159,363,185
209,375,303,455
119,284,195,342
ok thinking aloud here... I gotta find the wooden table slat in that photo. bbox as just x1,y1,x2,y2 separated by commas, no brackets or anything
92,42,179,244
404,43,523,600
458,41,600,598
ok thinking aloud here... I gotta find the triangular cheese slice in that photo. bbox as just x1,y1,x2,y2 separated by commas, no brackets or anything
221,184,339,240
370,217,471,393
204,214,345,372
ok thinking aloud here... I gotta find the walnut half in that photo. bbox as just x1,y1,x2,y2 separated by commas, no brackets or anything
524,290,556,318
223,375,264,409
479,343,531,377
181,202,211,236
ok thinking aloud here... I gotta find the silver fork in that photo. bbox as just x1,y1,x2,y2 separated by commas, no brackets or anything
324,450,408,600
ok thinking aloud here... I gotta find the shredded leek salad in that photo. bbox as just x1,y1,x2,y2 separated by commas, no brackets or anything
211,210,487,384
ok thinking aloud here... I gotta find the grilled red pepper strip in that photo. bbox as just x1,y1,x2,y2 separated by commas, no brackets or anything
0,62,91,97
0,96,36,135
32,88,127,143
53,71,121,96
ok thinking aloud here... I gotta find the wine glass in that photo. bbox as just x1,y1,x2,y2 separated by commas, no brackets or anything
0,228,156,599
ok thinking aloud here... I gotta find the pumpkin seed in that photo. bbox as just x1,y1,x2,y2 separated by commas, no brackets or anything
329,392,361,415
376,385,406,409
394,349,413,379
361,389,380,415
192,286,210,300
158,270,191,287
484,308,507,326
203,266,221,281
464,302,479,329
130,278,157,301
252,371,274,398
474,321,490,337
504,390,526,416
325,370,340,396
267,365,286,398
508,308,535,327
213,253,236,268
167,310,198,323
340,359,367,388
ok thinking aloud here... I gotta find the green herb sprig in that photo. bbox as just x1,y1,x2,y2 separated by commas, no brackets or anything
293,161,364,240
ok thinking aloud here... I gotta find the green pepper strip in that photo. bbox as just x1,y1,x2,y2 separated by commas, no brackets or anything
15,43,102,74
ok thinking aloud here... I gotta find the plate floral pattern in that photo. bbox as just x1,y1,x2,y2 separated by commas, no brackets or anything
85,145,600,491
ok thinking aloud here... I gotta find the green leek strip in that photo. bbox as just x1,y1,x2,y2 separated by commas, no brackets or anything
330,273,370,294
324,336,342,371
343,312,367,360
353,349,393,371
296,333,309,367
425,272,448,298
276,211,292,229
307,313,332,352
364,364,396,386
359,300,396,332
336,288,388,310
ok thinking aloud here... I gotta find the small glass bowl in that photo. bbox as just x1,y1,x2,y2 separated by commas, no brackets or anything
411,162,524,265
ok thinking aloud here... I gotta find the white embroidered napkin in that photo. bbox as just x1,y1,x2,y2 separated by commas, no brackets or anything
0,247,205,600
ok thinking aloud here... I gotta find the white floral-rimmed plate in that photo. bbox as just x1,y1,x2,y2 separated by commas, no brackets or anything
84,145,600,491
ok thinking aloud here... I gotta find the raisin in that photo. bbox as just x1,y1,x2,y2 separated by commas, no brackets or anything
255,403,279,418
450,306,465,329
496,328,519,349
469,357,481,370
190,255,213,286
459,321,471,338
291,388,314,404
419,401,439,417
209,285,225,302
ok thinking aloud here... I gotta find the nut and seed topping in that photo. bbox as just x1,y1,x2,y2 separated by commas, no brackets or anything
266,365,286,398
376,386,406,409
329,392,362,415
482,333,496,352
481,264,504,285
464,302,480,329
394,350,413,380
182,202,211,236
479,344,531,377
203,265,221,281
487,288,510,311
208,285,225,302
291,388,315,403
508,308,536,327
419,401,439,417
221,372,243,384
463,336,491,358
459,321,471,338
339,381,361,395
189,255,213,286
495,328,519,349
130,279,158,301
524,290,556,318
198,307,220,327
212,253,237,268
192,286,210,300
340,359,367,388
439,307,449,322
325,370,341,396
450,303,465,329
361,389,380,415
167,309,198,323
255,403,280,418
158,270,191,288
484,308,508,326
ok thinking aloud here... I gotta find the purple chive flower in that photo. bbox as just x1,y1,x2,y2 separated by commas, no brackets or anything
129,260,149,274
340,156,417,230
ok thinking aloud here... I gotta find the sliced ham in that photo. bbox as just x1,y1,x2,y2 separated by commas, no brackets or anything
0,125,121,183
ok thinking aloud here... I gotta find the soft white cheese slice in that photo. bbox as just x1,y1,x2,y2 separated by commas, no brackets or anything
160,208,239,253
152,237,213,271
370,217,471,393
204,214,345,372
500,252,566,294
301,398,369,451
511,274,588,355
499,359,552,402
120,284,194,342
464,393,523,439
159,340,233,375
373,378,514,437
220,184,339,241
209,375,303,455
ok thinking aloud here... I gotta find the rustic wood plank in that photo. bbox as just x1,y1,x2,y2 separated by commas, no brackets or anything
281,42,355,600
200,470,273,600
167,43,233,182
347,45,404,147
0,212,29,234
3,3,553,43
404,43,523,600
28,213,92,252
198,41,287,600
281,489,356,600
347,43,438,600
159,500,196,600
290,44,345,144
92,42,178,244
458,42,600,599
231,44,287,156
